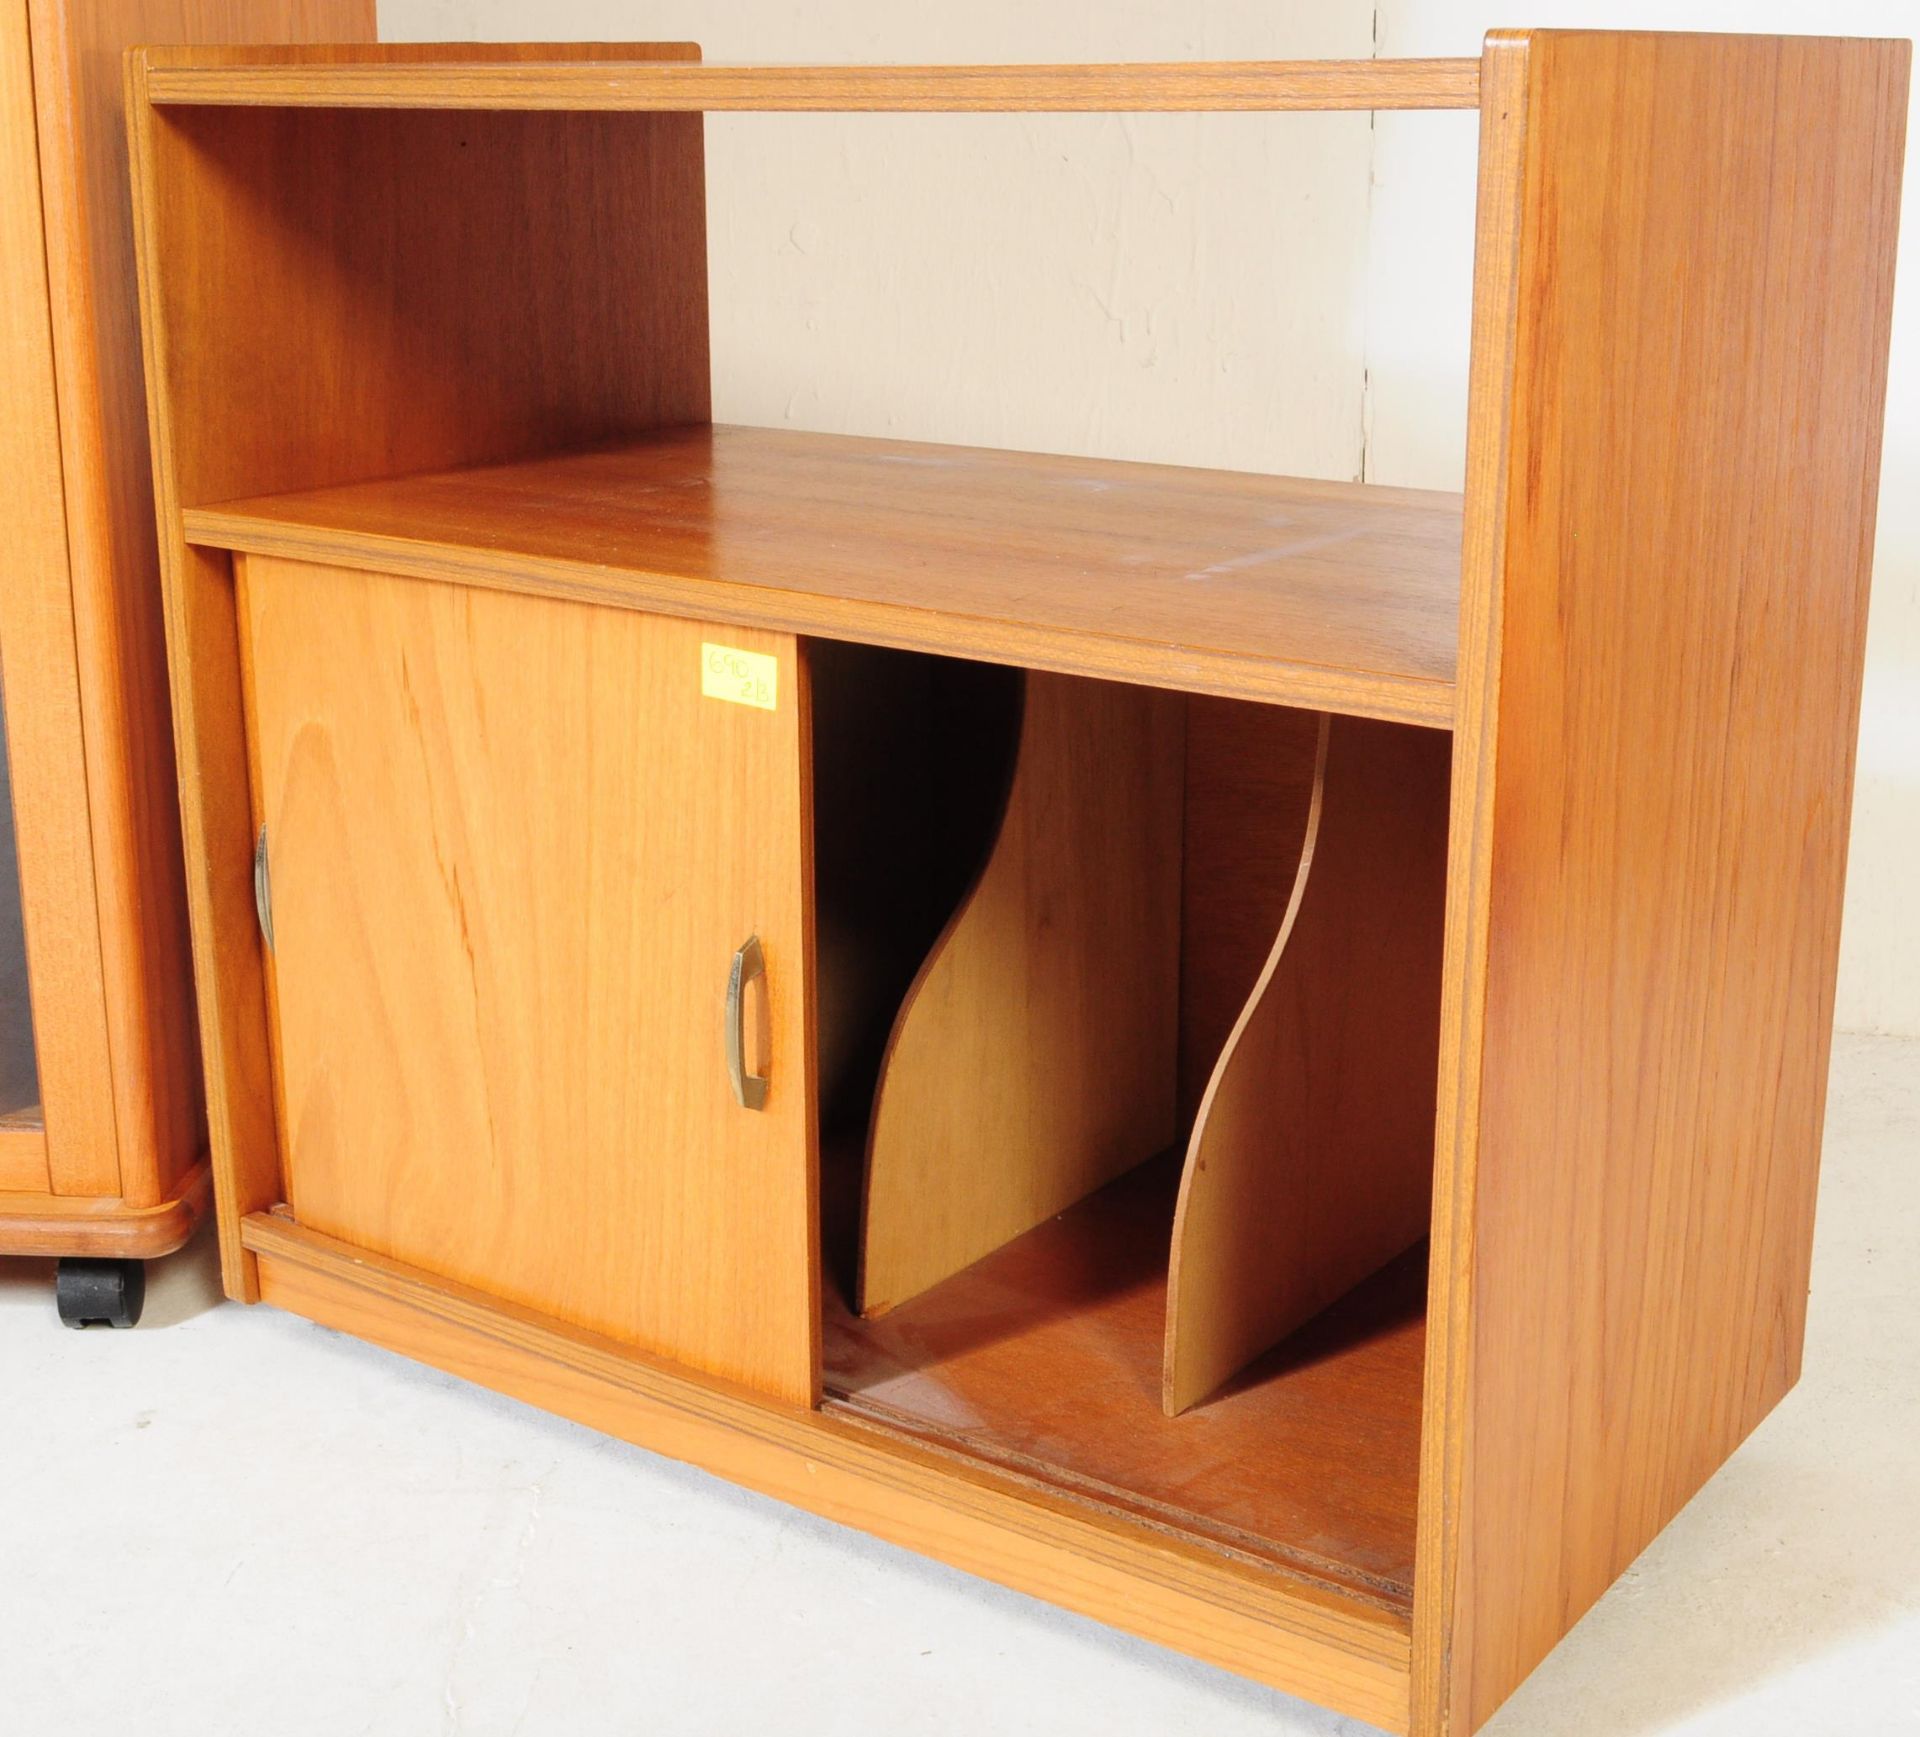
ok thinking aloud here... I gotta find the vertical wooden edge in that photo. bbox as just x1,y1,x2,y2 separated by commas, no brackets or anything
794,634,824,1404
125,49,264,1300
0,0,121,1199
1410,29,1532,1737
230,552,299,1222
26,0,171,1207
686,42,714,423
1784,40,1913,1358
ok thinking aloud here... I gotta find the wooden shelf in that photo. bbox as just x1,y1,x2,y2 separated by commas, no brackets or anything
825,1153,1425,1614
143,55,1481,114
185,426,1462,724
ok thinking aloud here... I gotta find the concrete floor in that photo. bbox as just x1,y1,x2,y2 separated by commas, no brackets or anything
3,1033,1915,1736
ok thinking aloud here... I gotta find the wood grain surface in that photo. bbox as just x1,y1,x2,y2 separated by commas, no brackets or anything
125,39,711,1295
240,556,819,1405
135,105,707,512
833,1153,1425,1611
1412,36,1532,1734
807,643,1022,1297
184,429,1465,726
859,672,1184,1314
1418,30,1911,1735
1165,716,1449,1416
142,54,1480,114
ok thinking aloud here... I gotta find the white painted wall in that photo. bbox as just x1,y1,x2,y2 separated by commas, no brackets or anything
384,0,1387,479
379,1,1919,1035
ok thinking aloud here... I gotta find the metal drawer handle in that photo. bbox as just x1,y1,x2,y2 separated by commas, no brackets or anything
726,935,768,1110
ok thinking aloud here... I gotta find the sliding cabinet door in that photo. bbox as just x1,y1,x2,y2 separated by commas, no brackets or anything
238,555,817,1405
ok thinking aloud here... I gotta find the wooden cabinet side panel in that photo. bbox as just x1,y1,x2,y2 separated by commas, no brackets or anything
157,544,279,1281
22,1,379,1205
1424,30,1910,1734
0,0,118,1195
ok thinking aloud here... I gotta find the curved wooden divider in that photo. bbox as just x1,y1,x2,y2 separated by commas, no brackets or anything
1163,714,1450,1416
858,671,1185,1318
1177,696,1323,1122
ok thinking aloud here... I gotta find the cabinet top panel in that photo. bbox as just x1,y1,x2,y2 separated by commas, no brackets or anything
185,426,1461,725
137,52,1480,113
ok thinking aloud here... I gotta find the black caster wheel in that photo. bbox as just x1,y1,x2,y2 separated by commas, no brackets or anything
55,1257,146,1329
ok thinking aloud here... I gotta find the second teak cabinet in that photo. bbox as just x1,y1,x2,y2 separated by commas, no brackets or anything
127,30,1908,1737
0,0,374,1322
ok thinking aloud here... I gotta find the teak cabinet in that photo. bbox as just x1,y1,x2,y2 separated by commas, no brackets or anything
0,0,372,1321
126,33,1909,1735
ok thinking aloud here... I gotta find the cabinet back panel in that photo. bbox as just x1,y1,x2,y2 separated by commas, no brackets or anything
238,555,818,1405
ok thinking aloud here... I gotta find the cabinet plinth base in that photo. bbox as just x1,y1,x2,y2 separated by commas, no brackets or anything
240,1209,1413,1734
0,1159,211,1259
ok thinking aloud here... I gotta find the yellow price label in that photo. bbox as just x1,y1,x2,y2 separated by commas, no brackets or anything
700,642,779,711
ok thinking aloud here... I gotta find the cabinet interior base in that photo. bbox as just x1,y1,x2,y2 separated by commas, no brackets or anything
825,1152,1423,1612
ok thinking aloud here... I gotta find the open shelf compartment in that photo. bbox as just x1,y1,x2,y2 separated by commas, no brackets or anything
811,647,1451,1615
